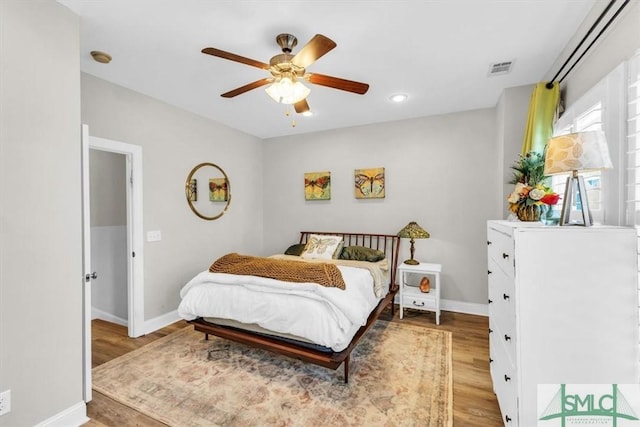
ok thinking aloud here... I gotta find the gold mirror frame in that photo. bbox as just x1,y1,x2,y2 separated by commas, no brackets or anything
185,162,231,220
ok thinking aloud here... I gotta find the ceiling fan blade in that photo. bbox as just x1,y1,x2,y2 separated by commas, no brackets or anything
221,78,272,98
202,47,270,70
291,34,337,69
307,73,369,95
294,99,310,114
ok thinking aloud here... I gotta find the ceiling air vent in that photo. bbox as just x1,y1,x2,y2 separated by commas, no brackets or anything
488,60,514,76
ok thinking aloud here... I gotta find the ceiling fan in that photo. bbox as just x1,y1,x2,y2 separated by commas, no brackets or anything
201,33,369,114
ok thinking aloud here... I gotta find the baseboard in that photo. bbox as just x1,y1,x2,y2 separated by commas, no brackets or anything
34,401,88,427
92,307,128,326
143,309,181,335
441,299,488,316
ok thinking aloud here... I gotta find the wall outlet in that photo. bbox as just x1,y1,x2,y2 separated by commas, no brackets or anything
146,230,162,242
0,389,11,416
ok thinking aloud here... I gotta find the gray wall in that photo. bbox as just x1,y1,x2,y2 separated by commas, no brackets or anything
496,84,535,216
0,1,83,425
263,109,499,306
81,73,264,320
90,150,128,321
90,150,126,227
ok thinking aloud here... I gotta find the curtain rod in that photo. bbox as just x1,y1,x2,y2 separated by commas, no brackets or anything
545,0,629,89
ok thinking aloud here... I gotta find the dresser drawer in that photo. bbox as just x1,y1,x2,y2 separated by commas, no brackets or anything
487,227,514,278
490,331,519,427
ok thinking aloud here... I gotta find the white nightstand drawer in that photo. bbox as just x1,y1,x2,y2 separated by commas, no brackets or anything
401,286,437,311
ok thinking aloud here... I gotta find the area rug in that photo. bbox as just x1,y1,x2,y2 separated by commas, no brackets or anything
92,321,452,426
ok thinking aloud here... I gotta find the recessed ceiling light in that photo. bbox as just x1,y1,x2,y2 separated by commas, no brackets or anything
389,93,408,103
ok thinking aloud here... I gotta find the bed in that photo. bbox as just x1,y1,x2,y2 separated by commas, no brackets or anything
178,231,400,383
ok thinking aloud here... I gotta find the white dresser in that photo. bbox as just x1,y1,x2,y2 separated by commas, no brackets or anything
487,220,639,426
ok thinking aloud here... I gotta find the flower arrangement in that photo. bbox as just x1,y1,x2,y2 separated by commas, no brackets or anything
507,152,560,220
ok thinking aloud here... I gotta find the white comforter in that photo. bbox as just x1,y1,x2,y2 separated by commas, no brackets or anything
178,260,384,351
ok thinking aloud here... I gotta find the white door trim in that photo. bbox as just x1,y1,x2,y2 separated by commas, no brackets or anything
89,134,145,338
81,125,144,402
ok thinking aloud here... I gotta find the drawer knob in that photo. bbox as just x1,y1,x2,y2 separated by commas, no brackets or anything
487,240,492,245
504,374,511,382
487,270,492,275
489,357,493,363
488,299,493,304
502,252,509,259
505,415,512,422
412,300,425,307
504,334,511,341
489,328,493,334
503,293,510,300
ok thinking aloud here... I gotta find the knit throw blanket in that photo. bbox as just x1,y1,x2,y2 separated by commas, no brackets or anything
209,253,346,290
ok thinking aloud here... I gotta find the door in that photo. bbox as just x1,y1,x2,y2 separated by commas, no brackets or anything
81,124,93,401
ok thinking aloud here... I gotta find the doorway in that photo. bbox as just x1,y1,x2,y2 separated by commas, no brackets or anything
82,125,144,401
90,149,128,325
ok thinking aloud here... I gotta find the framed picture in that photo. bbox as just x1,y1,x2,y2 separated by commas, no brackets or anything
304,171,331,200
187,179,197,202
355,167,385,199
209,178,228,202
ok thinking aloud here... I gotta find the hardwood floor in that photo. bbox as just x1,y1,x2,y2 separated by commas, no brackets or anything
85,309,503,426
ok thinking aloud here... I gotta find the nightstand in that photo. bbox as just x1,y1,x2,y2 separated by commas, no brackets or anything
398,262,442,324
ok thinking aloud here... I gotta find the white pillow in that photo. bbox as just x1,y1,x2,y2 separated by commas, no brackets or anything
300,234,344,260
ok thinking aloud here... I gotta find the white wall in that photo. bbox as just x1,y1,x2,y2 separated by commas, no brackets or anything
545,0,640,106
0,1,84,425
263,109,498,306
81,73,264,320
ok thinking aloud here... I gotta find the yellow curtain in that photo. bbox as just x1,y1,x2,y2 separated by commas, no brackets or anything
521,82,560,155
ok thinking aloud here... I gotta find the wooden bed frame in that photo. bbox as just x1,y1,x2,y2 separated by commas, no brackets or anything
190,231,400,383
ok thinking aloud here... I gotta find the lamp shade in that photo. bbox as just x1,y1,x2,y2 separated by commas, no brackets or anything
397,221,430,239
265,77,310,105
544,131,613,175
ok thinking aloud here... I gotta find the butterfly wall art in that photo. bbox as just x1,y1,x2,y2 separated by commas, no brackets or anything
354,167,385,199
304,171,331,200
209,178,228,202
187,179,198,202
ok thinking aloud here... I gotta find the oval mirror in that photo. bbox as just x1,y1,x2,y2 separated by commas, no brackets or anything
185,162,231,220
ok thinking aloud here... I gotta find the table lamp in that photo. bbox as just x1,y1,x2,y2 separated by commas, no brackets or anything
397,221,430,265
544,131,613,226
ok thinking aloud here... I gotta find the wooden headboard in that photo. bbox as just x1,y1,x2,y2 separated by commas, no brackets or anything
299,231,400,291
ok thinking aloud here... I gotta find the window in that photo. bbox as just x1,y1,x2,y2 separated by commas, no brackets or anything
626,52,640,228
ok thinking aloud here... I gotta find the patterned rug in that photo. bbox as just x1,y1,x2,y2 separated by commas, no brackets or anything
92,321,452,426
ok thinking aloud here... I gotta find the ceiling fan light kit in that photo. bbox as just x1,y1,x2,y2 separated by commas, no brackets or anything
201,33,369,116
265,75,310,104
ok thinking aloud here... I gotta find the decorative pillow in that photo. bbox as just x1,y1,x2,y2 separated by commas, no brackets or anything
284,243,306,256
300,234,344,260
339,246,386,262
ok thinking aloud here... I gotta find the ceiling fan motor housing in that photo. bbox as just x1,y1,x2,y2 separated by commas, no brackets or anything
269,53,305,79
276,33,297,53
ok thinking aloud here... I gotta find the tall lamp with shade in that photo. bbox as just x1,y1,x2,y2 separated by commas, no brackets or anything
543,131,613,226
397,221,430,265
